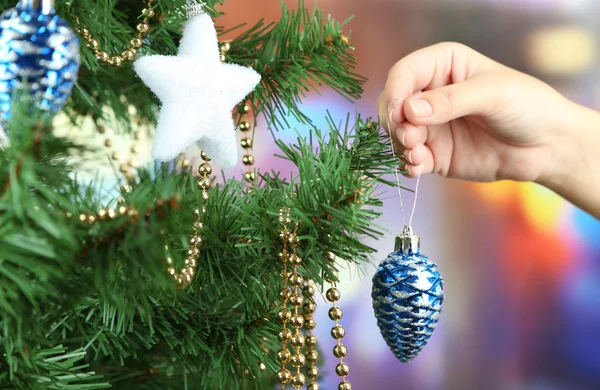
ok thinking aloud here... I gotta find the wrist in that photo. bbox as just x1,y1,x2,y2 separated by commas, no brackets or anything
537,102,600,217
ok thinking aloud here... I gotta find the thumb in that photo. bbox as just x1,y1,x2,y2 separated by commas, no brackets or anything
404,78,491,126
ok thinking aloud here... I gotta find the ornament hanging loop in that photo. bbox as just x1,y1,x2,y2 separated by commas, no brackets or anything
387,99,423,230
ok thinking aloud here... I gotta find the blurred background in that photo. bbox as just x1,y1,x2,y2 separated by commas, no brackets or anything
216,1,600,389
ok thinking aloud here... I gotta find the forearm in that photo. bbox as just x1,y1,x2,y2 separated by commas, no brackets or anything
538,103,600,219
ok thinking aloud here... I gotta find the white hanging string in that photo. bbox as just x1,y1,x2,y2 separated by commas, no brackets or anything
387,99,422,228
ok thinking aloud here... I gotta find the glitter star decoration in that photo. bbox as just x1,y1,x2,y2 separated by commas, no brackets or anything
134,10,261,170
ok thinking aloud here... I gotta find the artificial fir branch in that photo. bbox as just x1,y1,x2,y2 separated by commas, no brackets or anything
0,109,396,388
0,0,363,136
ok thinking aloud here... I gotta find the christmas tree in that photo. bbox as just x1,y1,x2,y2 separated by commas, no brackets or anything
0,0,400,388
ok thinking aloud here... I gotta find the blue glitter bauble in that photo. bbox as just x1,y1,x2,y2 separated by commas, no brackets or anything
372,231,444,363
0,0,80,122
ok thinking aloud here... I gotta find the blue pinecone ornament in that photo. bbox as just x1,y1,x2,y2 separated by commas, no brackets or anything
0,0,80,123
372,226,444,363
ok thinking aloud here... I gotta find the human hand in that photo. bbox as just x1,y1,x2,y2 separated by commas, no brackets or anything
378,42,580,184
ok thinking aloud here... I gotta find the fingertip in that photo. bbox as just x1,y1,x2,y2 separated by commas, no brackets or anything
398,123,422,149
388,98,406,124
405,144,428,166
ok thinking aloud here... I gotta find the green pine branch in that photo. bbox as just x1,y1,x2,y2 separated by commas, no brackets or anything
0,107,396,388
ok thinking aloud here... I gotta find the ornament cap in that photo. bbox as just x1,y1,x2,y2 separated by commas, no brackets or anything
19,0,54,14
394,225,420,254
187,0,206,18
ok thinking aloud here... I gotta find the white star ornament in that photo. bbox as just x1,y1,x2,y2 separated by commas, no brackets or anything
134,13,261,170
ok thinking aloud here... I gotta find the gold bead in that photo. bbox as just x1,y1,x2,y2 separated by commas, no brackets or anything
118,206,128,215
304,318,316,330
333,344,348,358
90,38,99,49
326,287,341,302
277,309,291,323
130,144,139,154
289,273,303,287
168,267,175,275
277,369,292,384
239,121,251,131
242,154,255,166
81,28,89,36
239,103,250,114
331,325,345,339
336,363,350,377
219,54,226,62
338,381,352,390
307,366,319,379
98,208,107,220
244,171,256,182
111,152,120,160
104,139,112,147
137,23,150,34
327,251,336,263
220,41,231,53
240,137,253,149
122,49,135,61
288,233,299,246
259,362,266,371
277,348,291,364
306,349,318,363
306,335,317,347
200,151,211,161
198,163,213,176
303,302,316,314
119,163,131,173
290,373,305,388
96,126,105,134
291,333,305,348
87,214,96,224
197,178,212,189
112,56,122,67
131,37,143,48
290,314,304,328
280,269,292,280
143,8,155,18
303,285,315,298
291,353,305,368
329,306,343,321
289,254,302,266
278,328,292,343
188,247,200,257
96,51,109,62
289,294,303,307
280,288,292,301
107,208,116,219
202,191,210,201
308,383,321,390
134,131,143,140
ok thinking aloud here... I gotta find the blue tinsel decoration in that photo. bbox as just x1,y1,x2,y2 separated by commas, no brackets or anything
372,240,444,363
0,0,80,123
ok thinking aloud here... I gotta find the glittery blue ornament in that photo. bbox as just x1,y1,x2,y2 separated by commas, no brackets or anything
372,226,444,363
0,0,80,123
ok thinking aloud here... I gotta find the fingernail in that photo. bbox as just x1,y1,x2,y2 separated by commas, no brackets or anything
408,99,433,118
407,150,413,164
401,128,406,146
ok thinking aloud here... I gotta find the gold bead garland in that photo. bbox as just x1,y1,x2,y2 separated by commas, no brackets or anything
237,101,257,185
96,125,141,184
277,208,306,389
303,277,320,390
326,252,352,390
218,41,257,185
165,151,212,288
74,0,157,67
